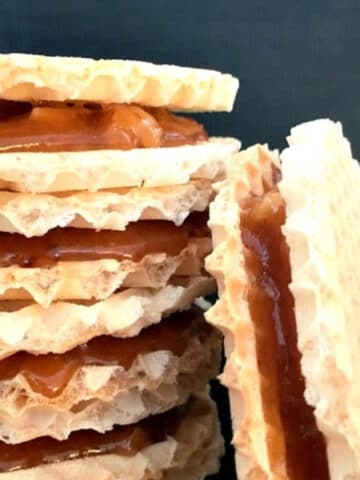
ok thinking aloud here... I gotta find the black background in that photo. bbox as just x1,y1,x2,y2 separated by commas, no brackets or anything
0,1,359,478
0,0,359,156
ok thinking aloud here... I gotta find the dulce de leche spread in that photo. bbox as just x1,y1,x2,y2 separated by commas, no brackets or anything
0,399,198,473
0,308,210,398
0,100,208,152
240,178,329,479
0,211,209,268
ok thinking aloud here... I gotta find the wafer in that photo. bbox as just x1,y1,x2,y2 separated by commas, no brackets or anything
207,145,282,479
0,53,238,111
0,309,221,443
0,180,212,236
0,392,223,480
207,121,360,479
0,52,239,480
0,240,210,306
0,209,212,306
0,137,240,193
0,276,214,358
280,120,360,479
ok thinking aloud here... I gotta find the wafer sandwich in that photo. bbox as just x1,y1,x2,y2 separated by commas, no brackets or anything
207,119,360,479
0,53,240,479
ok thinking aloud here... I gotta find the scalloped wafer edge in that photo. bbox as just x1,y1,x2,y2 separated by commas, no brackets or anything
206,146,289,479
0,328,220,443
0,390,223,480
0,335,220,443
0,239,211,306
0,276,215,357
0,180,212,236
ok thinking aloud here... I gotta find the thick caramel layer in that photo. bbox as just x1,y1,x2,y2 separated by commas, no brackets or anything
0,400,189,473
0,101,208,152
241,188,329,479
0,307,210,398
0,211,209,268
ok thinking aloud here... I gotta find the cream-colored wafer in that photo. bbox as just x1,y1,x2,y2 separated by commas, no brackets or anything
279,120,360,479
0,238,211,306
1,328,219,414
0,137,240,193
206,146,287,479
0,327,220,443
0,53,239,111
0,180,212,236
0,276,215,358
0,392,223,480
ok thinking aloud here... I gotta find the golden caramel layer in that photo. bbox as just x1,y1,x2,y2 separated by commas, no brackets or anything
0,101,208,152
0,307,210,398
0,212,209,268
0,399,194,473
241,186,329,480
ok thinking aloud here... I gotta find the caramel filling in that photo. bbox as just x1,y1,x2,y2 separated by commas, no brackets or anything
0,100,208,152
0,211,209,268
0,307,210,398
241,186,329,479
0,397,209,473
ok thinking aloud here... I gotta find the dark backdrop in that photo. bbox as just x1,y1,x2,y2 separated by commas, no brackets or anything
0,1,358,478
0,0,359,156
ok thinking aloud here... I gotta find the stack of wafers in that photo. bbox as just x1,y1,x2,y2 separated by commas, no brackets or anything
0,54,239,479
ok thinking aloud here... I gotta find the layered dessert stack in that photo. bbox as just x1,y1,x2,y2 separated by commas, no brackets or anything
0,54,239,479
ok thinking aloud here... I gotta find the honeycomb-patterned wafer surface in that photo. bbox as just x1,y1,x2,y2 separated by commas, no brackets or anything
280,119,360,479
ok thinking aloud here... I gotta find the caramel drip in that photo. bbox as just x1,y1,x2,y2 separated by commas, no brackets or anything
0,211,209,268
0,401,187,473
0,308,209,398
146,107,208,147
241,190,329,479
0,101,208,152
